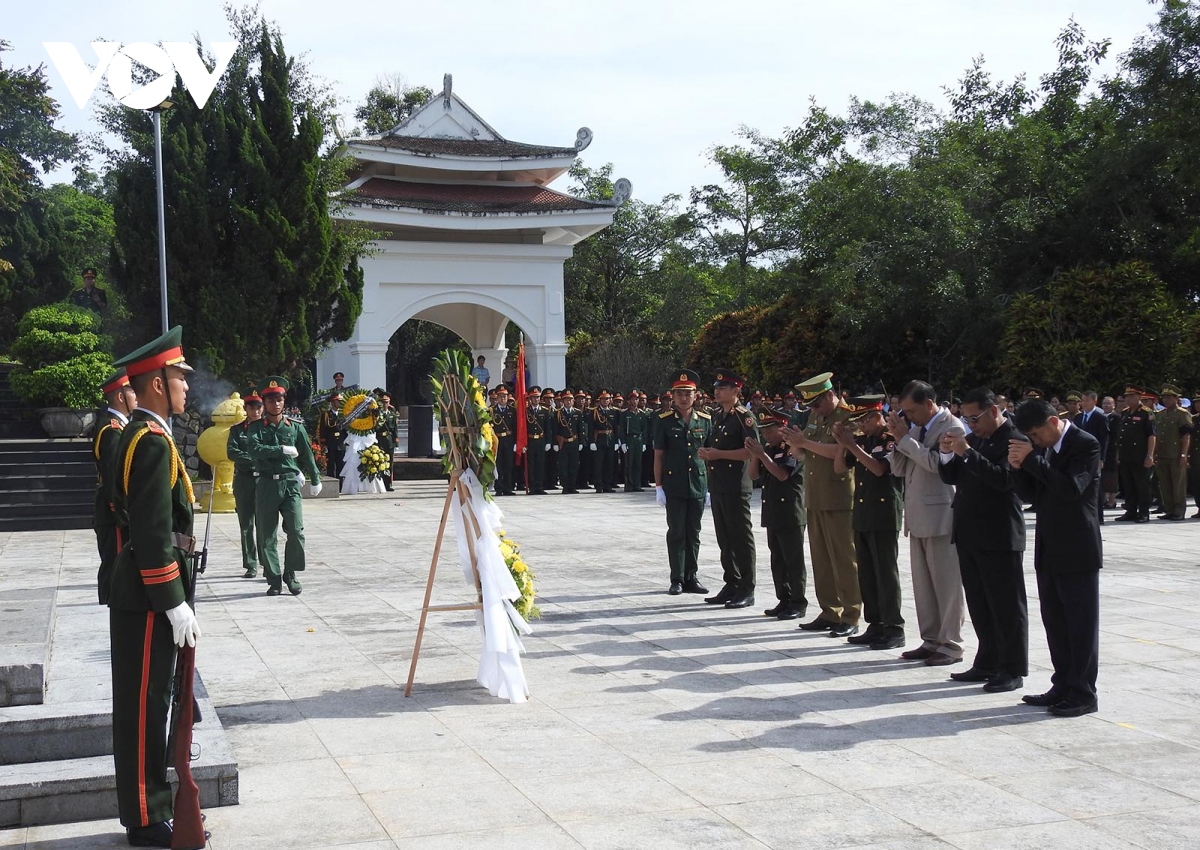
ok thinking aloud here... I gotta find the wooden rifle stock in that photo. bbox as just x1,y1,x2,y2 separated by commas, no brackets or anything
170,643,204,849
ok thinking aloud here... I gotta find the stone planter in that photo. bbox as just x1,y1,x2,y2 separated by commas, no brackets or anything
37,408,95,439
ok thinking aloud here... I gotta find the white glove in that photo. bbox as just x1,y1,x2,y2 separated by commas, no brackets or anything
545,443,552,452
553,444,560,452
705,491,712,507
621,444,629,454
310,481,322,497
522,446,527,454
281,445,299,458
165,602,200,648
589,442,597,451
655,485,667,506
578,443,584,452
294,471,306,484
514,444,519,453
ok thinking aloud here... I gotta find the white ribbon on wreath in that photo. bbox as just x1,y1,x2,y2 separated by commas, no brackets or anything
342,432,385,495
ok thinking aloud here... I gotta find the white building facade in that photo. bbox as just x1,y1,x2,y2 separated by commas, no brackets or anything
318,76,629,391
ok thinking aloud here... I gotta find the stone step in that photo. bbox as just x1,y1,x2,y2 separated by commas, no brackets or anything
0,701,110,765
0,439,92,455
0,499,94,517
0,488,96,506
0,462,94,480
0,515,92,533
0,421,45,440
0,692,239,827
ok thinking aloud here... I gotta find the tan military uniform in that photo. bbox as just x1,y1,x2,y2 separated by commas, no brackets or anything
803,406,861,625
1155,406,1194,519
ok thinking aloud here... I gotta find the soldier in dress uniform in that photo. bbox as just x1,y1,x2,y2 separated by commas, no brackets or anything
226,387,264,578
541,388,560,491
831,396,906,650
93,368,136,605
746,408,808,620
654,369,711,595
1190,395,1200,518
699,370,759,608
318,392,345,485
612,392,626,484
1115,385,1157,523
554,390,584,493
1154,386,1193,521
574,390,592,491
248,376,322,596
106,326,203,848
589,389,619,493
523,386,551,495
491,385,518,496
375,391,398,492
622,389,650,492
782,372,862,638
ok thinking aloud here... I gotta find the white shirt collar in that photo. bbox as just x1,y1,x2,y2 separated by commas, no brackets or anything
134,407,172,435
1053,418,1072,454
105,407,129,425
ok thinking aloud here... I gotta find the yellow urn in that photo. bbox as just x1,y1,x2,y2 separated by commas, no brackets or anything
197,392,247,514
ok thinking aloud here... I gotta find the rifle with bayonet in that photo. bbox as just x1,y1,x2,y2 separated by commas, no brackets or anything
334,393,378,431
308,384,359,408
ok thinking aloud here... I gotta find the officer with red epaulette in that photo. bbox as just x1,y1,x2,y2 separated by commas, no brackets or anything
226,387,265,578
93,367,137,604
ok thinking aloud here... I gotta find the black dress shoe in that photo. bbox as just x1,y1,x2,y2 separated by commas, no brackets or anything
1114,513,1136,522
776,605,805,621
763,605,782,617
1048,698,1098,717
870,635,906,650
242,569,256,579
900,646,934,660
668,582,683,595
705,586,735,604
724,594,755,609
984,674,1024,693
829,623,859,638
799,616,835,631
127,821,173,848
1022,690,1066,707
682,579,709,594
1135,515,1149,523
266,585,282,596
950,667,994,683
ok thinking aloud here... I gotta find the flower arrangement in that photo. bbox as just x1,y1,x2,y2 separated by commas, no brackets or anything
311,438,328,474
498,530,539,621
340,392,379,437
358,444,391,481
430,349,497,495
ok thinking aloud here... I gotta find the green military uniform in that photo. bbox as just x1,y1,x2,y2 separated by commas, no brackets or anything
374,398,398,492
622,398,650,492
541,389,559,491
1190,403,1200,516
796,372,861,628
523,389,552,494
226,389,262,578
554,401,584,493
1116,387,1156,522
92,369,130,605
492,399,517,495
705,371,759,605
655,370,712,589
589,398,619,493
847,401,905,642
248,376,321,595
756,409,808,618
1154,388,1193,520
107,327,195,833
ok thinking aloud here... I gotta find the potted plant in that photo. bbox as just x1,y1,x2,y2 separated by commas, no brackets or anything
9,304,113,438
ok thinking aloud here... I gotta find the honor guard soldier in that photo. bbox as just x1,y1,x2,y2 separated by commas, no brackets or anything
541,388,560,490
622,389,650,492
833,396,906,649
248,376,322,596
784,372,862,637
654,369,712,595
107,327,203,848
746,408,808,620
1191,395,1200,517
1115,385,1157,523
226,388,264,578
554,390,584,493
319,391,346,485
574,390,592,490
375,390,398,492
589,389,619,493
93,368,137,604
491,385,518,495
1154,385,1192,521
700,370,759,608
524,386,552,494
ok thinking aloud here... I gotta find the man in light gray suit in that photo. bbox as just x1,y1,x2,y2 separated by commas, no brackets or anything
886,381,966,666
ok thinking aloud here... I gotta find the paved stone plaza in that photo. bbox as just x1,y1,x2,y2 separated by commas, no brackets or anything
2,483,1199,849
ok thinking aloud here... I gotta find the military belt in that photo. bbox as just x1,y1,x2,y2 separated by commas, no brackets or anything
172,533,196,554
596,430,613,435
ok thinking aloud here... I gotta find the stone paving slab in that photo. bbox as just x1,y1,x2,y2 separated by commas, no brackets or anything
0,483,1198,848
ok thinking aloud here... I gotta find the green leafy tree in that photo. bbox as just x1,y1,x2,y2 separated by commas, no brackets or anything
353,73,433,135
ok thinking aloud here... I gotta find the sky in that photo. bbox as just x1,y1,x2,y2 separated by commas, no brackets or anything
7,0,1163,204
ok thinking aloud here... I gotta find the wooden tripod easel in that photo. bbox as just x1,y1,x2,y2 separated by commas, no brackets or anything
404,427,484,697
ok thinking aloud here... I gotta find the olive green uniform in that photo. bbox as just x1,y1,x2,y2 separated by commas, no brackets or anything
589,406,619,492
108,411,194,829
622,407,650,492
759,442,807,612
1154,407,1193,519
554,406,584,493
492,404,517,495
707,405,759,596
375,406,398,490
248,416,320,590
1117,406,1156,520
655,408,712,584
92,410,127,604
226,420,260,576
849,434,904,638
1190,411,1200,513
803,408,862,626
524,404,552,494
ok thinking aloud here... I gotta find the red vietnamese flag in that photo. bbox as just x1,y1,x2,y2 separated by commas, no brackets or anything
514,340,528,471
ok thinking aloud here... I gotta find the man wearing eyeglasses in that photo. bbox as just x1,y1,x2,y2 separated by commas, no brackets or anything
938,388,1030,693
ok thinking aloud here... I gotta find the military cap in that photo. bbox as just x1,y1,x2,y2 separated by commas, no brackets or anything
613,392,624,401
630,387,642,395
670,369,700,390
795,372,834,402
114,325,194,378
713,370,745,389
784,390,796,399
541,387,555,396
1161,384,1183,398
333,371,345,380
1123,384,1145,397
598,388,612,397
1064,391,1083,403
846,394,887,421
757,408,789,427
243,385,263,404
1023,388,1043,399
527,385,541,394
751,389,765,398
100,368,129,395
82,267,98,278
495,384,509,393
259,375,290,397
1141,390,1158,404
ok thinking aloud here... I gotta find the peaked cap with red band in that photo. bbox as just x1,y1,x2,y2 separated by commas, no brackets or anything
670,369,700,390
112,325,193,378
100,368,130,395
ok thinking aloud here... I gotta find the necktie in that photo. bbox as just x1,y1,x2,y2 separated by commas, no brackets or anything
918,425,928,444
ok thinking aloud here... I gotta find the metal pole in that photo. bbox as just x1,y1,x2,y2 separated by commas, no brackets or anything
153,110,168,334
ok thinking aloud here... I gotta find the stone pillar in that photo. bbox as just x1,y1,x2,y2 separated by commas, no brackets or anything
532,343,568,391
348,340,390,392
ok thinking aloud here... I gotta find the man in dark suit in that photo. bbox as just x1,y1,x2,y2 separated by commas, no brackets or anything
1073,390,1110,523
938,388,1029,693
1009,399,1102,718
